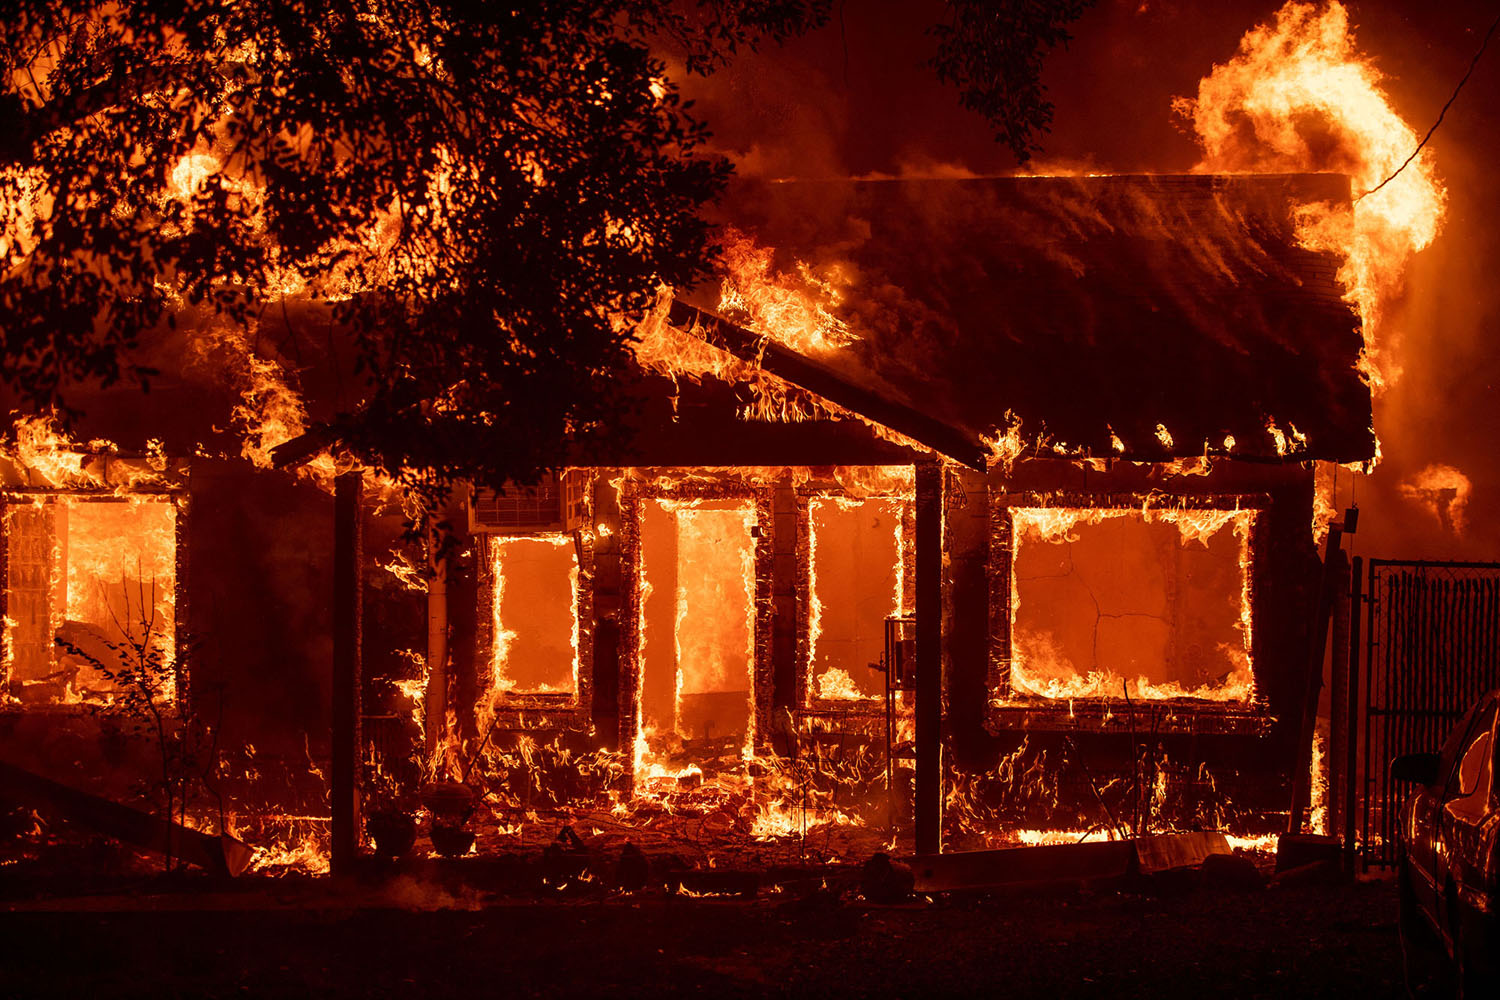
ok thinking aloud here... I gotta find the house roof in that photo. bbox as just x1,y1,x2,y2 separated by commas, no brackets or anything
8,174,1372,473
685,173,1373,464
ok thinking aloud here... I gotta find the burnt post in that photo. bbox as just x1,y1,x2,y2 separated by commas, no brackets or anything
1328,551,1351,839
1345,555,1363,876
425,514,449,758
915,460,943,855
1290,524,1344,833
332,469,363,875
591,477,623,749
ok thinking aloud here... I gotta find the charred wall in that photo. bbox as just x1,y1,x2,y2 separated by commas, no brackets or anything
186,459,334,758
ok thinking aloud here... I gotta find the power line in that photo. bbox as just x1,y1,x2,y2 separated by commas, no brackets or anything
1358,9,1500,202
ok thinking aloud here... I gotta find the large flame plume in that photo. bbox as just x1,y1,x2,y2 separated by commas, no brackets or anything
1177,0,1446,393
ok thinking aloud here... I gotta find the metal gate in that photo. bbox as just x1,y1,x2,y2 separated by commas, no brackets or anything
1359,560,1500,867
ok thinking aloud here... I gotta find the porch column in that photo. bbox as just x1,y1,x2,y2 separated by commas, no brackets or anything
914,460,943,855
332,470,363,875
425,515,449,758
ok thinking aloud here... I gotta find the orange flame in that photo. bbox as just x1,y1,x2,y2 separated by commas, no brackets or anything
1398,462,1471,534
1178,0,1446,392
715,228,855,356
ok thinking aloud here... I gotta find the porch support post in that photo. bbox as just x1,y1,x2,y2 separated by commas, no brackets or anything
1328,552,1351,843
1344,556,1363,876
914,460,944,855
425,514,449,759
1290,525,1343,833
332,469,363,875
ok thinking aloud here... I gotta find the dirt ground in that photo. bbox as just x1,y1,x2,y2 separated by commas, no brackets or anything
0,872,1406,999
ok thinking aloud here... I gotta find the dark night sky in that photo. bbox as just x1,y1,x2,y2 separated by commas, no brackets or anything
679,0,1500,562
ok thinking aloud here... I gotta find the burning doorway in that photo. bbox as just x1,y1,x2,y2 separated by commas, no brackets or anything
619,475,774,787
638,498,758,756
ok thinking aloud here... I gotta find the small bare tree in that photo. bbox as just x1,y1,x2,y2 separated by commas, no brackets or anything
55,572,221,871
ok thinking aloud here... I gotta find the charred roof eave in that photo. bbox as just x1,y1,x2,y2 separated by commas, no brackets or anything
666,299,988,470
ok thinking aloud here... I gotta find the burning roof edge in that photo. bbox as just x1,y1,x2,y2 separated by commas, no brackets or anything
665,299,986,469
702,170,1372,466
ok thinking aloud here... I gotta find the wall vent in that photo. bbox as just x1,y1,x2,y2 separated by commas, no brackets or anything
468,471,586,534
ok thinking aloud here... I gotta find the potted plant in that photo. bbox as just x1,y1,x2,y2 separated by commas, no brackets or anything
421,780,476,857
364,765,418,860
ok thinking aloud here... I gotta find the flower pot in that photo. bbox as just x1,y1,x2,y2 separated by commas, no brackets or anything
430,823,475,857
366,810,417,860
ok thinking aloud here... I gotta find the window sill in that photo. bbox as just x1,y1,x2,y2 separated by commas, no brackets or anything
986,698,1273,735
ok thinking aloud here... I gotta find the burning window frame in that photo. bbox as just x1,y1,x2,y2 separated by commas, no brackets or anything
794,487,914,712
617,472,774,763
0,487,188,712
473,528,595,722
985,489,1272,732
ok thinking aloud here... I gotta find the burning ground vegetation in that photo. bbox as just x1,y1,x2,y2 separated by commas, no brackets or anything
193,720,1289,886
3,596,1298,889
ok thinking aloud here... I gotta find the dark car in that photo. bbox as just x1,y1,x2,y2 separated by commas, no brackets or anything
1394,689,1500,997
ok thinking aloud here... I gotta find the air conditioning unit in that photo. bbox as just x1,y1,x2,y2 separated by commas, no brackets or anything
468,470,588,534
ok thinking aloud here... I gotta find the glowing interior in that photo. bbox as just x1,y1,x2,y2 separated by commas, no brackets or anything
490,535,579,696
638,499,756,751
808,496,903,701
1006,507,1254,702
3,497,177,705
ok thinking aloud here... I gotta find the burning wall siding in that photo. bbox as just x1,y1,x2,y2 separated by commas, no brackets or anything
185,460,337,756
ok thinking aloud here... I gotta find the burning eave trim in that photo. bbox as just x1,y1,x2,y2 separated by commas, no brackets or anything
666,300,989,470
0,457,190,494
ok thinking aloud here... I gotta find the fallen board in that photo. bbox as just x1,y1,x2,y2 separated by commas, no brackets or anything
1134,831,1233,874
908,840,1136,893
0,757,253,876
908,832,1234,893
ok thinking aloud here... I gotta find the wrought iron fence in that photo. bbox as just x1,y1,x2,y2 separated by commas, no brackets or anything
1360,560,1500,867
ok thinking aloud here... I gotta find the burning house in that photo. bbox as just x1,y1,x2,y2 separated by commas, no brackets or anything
3,165,1374,871
454,170,1371,857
